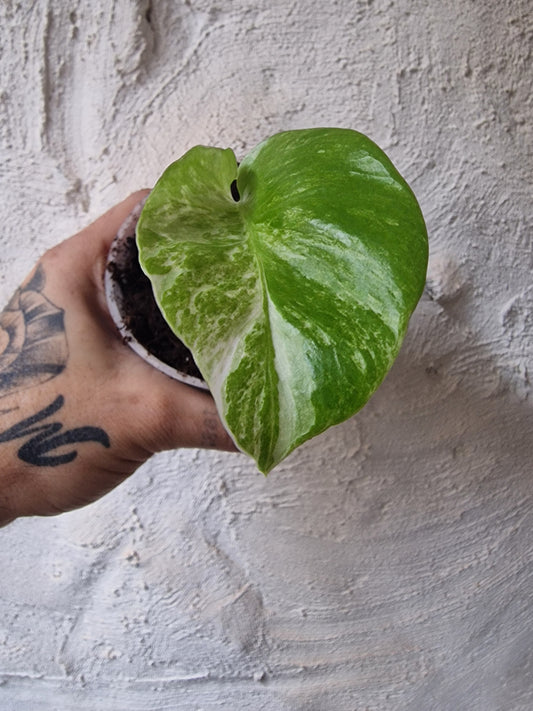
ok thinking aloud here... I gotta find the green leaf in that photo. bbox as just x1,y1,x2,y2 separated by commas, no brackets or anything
137,128,428,473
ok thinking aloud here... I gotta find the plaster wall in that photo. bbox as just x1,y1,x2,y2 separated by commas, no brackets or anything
0,1,532,709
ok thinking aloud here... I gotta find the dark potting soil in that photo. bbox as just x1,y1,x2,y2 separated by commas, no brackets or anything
107,236,205,382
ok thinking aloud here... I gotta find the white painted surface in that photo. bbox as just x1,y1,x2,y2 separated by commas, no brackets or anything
0,1,531,709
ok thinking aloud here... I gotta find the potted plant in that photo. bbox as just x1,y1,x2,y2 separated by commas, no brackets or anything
106,127,428,473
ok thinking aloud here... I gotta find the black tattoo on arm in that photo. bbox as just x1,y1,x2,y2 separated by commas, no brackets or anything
0,266,110,467
0,395,110,466
0,266,68,399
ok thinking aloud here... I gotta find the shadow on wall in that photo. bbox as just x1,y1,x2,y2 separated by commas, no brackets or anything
199,280,533,707
282,286,533,707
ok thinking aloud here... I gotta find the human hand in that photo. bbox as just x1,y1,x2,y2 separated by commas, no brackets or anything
0,191,236,525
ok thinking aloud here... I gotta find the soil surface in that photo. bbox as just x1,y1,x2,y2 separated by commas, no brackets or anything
107,236,204,382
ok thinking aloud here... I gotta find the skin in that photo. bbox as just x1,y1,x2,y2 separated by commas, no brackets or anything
0,191,236,526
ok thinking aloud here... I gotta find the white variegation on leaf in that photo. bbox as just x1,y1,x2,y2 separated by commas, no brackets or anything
137,128,428,473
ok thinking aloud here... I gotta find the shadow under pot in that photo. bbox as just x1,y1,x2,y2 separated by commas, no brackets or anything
104,200,208,390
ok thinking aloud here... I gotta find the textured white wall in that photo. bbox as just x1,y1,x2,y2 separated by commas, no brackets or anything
0,1,532,709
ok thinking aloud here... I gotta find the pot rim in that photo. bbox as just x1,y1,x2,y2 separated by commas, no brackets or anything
104,200,209,390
